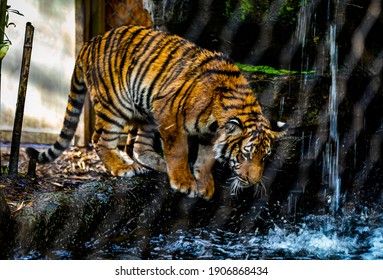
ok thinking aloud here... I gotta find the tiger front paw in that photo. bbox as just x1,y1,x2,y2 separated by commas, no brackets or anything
196,173,215,200
169,173,198,197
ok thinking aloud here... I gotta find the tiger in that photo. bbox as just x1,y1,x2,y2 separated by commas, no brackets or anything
26,25,288,200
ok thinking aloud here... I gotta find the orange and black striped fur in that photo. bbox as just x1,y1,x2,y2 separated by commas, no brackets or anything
27,25,287,200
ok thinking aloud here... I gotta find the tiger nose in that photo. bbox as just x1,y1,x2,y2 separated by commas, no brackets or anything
248,166,263,185
248,174,261,185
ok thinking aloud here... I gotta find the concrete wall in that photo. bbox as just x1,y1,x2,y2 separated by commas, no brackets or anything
0,0,76,143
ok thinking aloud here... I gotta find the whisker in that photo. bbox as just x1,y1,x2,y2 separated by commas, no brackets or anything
253,178,267,198
260,175,271,180
229,177,242,196
229,175,268,198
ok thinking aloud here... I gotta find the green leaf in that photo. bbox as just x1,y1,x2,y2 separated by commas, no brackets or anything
0,43,9,59
236,63,315,76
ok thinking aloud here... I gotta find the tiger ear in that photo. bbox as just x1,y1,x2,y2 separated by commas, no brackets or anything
225,117,243,135
270,121,289,138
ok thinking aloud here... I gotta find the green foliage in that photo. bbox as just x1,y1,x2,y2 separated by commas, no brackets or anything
224,0,231,18
277,0,299,25
224,0,255,21
0,5,24,60
223,0,305,26
1,165,9,175
236,62,315,76
0,43,9,59
239,0,254,21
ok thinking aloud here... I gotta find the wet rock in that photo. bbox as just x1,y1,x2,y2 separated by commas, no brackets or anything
8,168,276,259
12,175,165,258
0,189,14,258
143,0,194,30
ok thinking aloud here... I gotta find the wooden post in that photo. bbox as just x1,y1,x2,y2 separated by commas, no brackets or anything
8,22,34,176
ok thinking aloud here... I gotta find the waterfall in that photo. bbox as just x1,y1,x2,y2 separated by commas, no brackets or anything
326,24,341,213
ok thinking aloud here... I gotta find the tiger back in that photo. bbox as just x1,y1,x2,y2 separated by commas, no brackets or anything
27,25,287,200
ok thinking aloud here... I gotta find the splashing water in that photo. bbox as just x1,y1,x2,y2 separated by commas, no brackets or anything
52,213,381,260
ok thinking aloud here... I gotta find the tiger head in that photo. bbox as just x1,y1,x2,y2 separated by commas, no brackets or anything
213,116,288,194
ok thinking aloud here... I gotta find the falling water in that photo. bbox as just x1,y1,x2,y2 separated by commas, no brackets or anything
327,24,341,213
279,96,285,120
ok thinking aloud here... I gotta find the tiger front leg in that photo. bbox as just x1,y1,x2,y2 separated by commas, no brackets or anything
193,143,216,200
161,130,198,197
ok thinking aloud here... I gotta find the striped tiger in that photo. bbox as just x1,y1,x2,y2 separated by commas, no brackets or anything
27,25,288,200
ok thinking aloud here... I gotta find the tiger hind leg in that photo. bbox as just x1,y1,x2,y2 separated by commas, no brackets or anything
133,125,167,173
92,115,147,177
124,127,137,158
